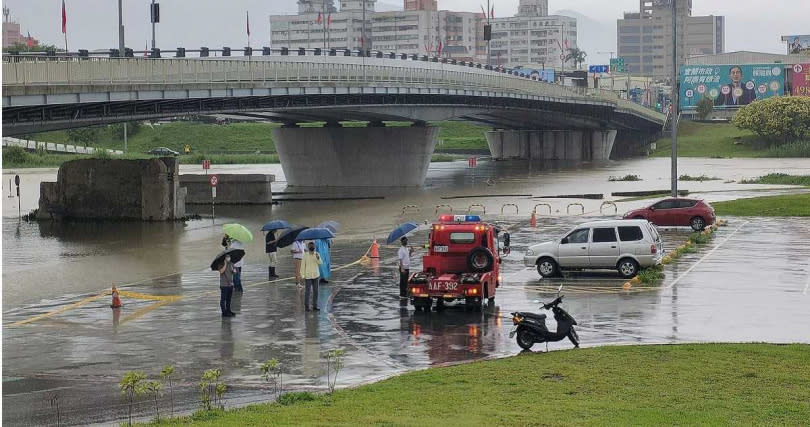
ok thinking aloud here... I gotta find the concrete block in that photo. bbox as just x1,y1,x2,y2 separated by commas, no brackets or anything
180,174,274,204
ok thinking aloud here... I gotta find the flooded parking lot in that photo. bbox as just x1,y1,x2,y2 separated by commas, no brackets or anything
3,157,810,425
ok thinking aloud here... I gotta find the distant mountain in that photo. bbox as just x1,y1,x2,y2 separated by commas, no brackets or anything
553,9,617,67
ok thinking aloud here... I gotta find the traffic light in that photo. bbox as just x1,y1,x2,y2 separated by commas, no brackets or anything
484,24,492,41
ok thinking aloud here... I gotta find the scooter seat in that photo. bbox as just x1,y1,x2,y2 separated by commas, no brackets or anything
522,313,547,320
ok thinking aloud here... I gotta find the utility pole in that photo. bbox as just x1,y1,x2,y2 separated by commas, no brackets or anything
151,0,156,49
671,0,679,198
118,0,125,55
362,0,366,53
486,0,491,66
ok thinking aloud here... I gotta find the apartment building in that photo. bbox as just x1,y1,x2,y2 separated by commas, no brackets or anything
617,0,724,78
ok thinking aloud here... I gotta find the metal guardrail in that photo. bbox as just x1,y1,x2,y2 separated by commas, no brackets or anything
3,136,123,155
2,56,665,123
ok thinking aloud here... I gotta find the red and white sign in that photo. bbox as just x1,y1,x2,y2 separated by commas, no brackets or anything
209,175,219,187
202,160,211,170
468,157,477,168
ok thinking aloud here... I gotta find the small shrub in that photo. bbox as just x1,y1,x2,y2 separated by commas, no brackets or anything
696,96,714,120
278,391,316,406
3,146,30,164
739,173,810,186
160,365,176,417
325,349,346,394
199,369,225,411
142,380,162,421
679,174,721,182
261,358,283,402
733,97,810,145
688,232,711,245
120,371,147,426
638,265,664,284
608,174,642,182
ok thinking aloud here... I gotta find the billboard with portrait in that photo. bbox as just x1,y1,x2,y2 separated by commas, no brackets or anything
791,63,810,96
680,64,785,110
783,35,810,55
525,68,555,83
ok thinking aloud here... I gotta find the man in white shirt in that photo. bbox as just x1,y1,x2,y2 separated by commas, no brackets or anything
291,240,305,287
228,239,246,292
397,237,413,297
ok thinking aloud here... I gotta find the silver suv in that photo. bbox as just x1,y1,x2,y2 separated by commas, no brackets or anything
524,220,663,279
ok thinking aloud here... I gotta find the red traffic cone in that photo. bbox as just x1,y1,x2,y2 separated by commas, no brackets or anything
530,211,537,228
110,286,123,308
370,239,380,259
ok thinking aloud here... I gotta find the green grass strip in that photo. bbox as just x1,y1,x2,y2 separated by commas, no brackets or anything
151,344,810,426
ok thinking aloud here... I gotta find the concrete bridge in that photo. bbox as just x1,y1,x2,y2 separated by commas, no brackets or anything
2,56,665,186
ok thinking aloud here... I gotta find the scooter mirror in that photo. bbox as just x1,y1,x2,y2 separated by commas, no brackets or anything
557,284,563,296
532,300,540,303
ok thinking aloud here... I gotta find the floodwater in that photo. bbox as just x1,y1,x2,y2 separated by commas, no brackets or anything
3,157,810,425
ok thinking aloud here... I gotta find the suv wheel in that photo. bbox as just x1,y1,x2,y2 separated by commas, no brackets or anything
690,216,706,231
617,258,639,279
536,257,559,278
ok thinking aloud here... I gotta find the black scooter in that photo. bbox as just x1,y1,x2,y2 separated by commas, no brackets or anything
509,285,579,350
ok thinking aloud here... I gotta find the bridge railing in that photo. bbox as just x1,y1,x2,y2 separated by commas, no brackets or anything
3,57,664,122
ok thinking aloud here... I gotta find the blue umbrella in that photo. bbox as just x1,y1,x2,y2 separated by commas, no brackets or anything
386,222,419,245
295,227,336,241
316,221,340,234
261,220,291,231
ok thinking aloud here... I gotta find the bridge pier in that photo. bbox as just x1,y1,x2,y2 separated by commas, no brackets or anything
273,126,438,187
485,130,617,161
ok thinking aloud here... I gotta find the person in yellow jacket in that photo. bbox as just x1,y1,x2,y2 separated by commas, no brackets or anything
301,241,323,311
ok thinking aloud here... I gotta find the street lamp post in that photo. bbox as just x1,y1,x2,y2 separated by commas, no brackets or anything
671,0,679,198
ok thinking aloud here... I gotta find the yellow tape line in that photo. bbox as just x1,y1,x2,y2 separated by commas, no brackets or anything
119,299,175,325
7,292,109,327
117,290,182,302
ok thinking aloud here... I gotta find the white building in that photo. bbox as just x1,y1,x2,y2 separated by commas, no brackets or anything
269,0,373,51
371,9,484,61
489,0,578,69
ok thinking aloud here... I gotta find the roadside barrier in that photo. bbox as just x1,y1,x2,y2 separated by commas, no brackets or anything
501,203,519,215
533,203,552,215
567,203,585,215
435,204,454,215
401,205,420,215
600,201,618,215
467,204,486,214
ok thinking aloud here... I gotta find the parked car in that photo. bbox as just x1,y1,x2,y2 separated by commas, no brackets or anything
147,147,179,156
524,220,663,279
623,198,715,231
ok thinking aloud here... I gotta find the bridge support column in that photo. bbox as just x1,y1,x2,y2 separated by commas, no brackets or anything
486,130,617,161
273,126,438,187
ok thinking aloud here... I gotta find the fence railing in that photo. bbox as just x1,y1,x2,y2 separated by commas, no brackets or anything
2,56,665,122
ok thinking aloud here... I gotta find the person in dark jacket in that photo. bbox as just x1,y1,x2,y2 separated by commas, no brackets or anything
265,230,279,280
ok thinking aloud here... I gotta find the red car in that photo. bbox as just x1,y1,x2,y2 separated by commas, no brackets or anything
623,198,715,231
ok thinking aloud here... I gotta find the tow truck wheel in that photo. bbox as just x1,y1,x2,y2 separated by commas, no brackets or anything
467,247,494,273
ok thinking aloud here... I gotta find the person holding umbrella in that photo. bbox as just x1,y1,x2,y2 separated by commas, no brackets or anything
218,254,237,317
398,237,414,298
222,224,254,293
301,241,323,311
261,220,290,280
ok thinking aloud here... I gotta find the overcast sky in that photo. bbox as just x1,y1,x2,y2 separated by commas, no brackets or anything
4,0,806,59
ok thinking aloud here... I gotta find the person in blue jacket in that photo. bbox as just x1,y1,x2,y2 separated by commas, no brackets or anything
315,238,332,283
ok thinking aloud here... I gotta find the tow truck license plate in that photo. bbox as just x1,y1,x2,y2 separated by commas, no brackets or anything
434,245,449,253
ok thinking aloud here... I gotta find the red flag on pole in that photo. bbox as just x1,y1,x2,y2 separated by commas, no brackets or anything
565,39,570,49
61,0,67,34
26,31,34,47
316,12,322,24
490,6,494,19
246,11,251,36
480,5,486,16
327,14,331,27
437,41,443,56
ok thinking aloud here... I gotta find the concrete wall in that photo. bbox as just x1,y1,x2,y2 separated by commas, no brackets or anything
486,130,617,161
180,174,275,204
37,158,184,221
273,126,438,187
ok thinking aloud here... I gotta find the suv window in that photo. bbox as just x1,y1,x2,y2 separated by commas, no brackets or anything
676,199,698,208
618,226,644,241
653,200,677,209
450,232,476,244
563,228,590,244
592,227,617,243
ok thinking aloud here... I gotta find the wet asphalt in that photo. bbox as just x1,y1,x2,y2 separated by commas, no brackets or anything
3,158,810,425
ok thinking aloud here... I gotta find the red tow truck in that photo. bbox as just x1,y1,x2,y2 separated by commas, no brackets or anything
408,215,511,312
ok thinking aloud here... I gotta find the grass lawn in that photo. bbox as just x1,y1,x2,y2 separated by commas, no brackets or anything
154,344,809,426
740,173,810,187
651,121,766,158
712,193,810,217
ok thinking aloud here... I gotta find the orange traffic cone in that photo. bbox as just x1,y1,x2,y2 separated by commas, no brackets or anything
110,286,123,308
530,211,537,228
370,239,380,259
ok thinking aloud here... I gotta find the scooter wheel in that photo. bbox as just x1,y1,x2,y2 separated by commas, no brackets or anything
516,329,534,350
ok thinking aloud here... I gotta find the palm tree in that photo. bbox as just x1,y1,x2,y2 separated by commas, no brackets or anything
565,48,587,70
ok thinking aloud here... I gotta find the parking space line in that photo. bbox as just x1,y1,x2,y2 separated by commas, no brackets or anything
663,220,749,290
804,261,810,295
